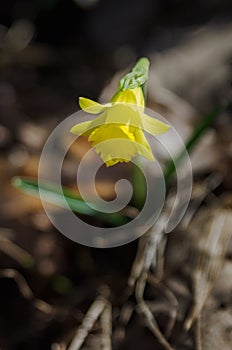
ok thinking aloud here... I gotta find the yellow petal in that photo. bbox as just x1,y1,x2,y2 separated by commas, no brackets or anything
70,112,107,136
110,89,136,104
131,87,145,107
70,120,93,136
142,113,170,135
136,145,154,161
110,87,144,107
104,103,142,128
79,97,106,114
133,128,154,161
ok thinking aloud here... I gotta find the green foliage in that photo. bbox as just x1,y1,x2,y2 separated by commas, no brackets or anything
12,177,130,226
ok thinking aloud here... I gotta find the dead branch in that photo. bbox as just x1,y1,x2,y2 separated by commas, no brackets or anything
67,296,107,350
100,301,112,350
136,272,174,350
0,230,34,268
184,209,232,330
0,268,67,318
147,273,178,338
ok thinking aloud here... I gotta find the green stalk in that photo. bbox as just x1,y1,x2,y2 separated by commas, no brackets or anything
132,161,147,210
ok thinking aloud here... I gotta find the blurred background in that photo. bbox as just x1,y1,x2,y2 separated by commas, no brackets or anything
0,1,232,349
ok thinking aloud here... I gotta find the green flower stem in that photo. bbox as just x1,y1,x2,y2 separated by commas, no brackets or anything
132,159,147,210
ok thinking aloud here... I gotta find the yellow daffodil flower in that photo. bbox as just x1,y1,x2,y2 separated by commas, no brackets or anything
70,87,169,166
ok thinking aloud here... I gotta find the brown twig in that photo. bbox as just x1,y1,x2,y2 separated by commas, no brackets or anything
127,211,168,294
135,272,174,350
100,301,112,350
195,315,202,350
114,302,134,346
0,268,68,318
67,296,107,350
127,230,151,293
51,343,67,350
147,273,178,338
0,230,34,268
184,209,232,330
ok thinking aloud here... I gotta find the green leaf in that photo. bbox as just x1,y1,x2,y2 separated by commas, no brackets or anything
12,177,130,226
